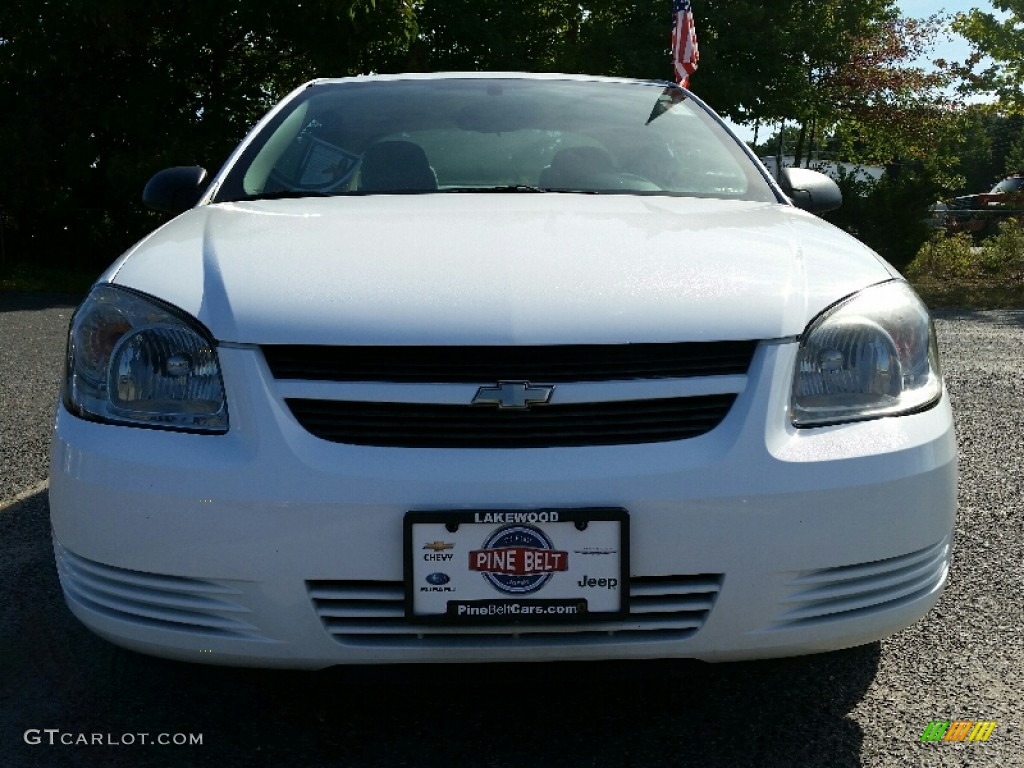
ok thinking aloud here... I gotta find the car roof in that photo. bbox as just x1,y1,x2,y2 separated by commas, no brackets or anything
304,72,673,88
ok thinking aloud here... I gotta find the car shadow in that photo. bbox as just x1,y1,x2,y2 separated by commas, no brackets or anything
0,291,82,314
933,307,1024,328
1,488,879,768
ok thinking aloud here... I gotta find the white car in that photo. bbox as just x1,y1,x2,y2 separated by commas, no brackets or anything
50,73,956,668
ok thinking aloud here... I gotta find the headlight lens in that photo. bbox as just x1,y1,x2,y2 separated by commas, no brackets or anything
65,284,227,432
792,281,941,427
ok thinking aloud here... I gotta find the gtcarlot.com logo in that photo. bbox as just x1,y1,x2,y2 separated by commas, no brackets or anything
920,720,997,743
24,729,203,747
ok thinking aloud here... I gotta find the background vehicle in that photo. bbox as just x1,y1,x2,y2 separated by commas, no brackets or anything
939,172,1024,236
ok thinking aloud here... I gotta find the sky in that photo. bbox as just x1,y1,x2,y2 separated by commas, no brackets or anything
720,0,1000,142
898,0,987,68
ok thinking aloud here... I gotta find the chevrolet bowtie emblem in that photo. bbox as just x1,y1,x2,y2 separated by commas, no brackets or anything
422,541,455,552
472,381,556,410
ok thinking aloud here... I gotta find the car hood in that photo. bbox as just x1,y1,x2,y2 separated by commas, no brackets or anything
948,191,1024,208
109,195,894,345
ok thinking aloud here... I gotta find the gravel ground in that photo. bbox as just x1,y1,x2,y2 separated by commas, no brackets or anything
0,294,78,502
851,310,1024,767
0,294,1020,767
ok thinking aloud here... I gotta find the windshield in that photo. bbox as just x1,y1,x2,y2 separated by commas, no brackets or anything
992,176,1024,194
214,77,777,203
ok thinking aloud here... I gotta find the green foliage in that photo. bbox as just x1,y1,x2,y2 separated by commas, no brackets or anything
978,217,1024,278
0,0,415,269
1003,133,1024,176
697,3,958,174
954,1,1024,110
904,231,980,282
906,217,1024,283
0,261,98,295
946,107,997,193
822,15,957,167
939,106,1024,193
822,167,941,270
696,0,900,127
0,0,996,283
403,0,665,77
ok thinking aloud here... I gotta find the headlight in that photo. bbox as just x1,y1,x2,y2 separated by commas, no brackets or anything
65,284,227,432
791,281,942,427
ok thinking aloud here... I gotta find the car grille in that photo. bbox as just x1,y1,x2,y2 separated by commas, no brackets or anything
306,575,722,647
265,341,756,449
53,539,263,639
262,341,758,383
771,537,951,628
285,394,736,448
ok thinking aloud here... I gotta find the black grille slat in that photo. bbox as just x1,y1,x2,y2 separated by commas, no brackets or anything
307,575,723,646
285,395,735,448
263,342,757,383
296,406,725,428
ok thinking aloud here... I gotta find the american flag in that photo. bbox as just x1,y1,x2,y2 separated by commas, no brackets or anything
672,0,699,88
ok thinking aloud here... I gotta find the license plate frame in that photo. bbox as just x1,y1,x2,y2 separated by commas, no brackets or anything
404,508,629,624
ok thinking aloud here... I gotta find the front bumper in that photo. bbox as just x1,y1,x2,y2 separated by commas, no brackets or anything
49,341,957,667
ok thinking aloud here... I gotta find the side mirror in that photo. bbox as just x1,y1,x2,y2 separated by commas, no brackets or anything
779,167,842,214
142,166,208,213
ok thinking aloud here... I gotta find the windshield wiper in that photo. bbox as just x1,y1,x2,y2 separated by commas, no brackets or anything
235,190,336,202
439,185,547,193
236,185,551,200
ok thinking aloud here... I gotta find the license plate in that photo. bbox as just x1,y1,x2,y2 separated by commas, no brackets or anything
404,508,628,623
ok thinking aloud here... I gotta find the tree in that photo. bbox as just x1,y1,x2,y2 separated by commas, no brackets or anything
954,1,1024,110
404,0,939,171
943,106,1024,191
0,0,978,275
0,0,415,269
820,15,958,168
400,0,665,77
696,1,896,124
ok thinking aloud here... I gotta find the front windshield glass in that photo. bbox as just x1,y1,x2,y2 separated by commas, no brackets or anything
215,78,777,203
992,176,1024,194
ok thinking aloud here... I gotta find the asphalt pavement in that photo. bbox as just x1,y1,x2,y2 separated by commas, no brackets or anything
0,292,1020,768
